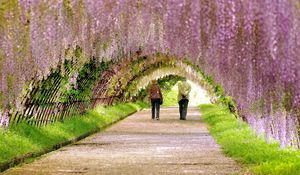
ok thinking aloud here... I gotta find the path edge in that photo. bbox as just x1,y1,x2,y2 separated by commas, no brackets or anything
0,109,142,173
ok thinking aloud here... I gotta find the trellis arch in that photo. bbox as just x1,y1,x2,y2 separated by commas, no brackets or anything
125,62,212,99
1,0,300,147
92,53,213,106
7,51,210,127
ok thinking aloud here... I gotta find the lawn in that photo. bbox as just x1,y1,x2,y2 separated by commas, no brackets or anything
199,104,300,175
0,102,146,168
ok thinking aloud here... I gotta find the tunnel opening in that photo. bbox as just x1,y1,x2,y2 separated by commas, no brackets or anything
131,71,211,107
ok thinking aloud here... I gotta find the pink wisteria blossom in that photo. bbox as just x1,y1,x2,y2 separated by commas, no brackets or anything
1,0,300,147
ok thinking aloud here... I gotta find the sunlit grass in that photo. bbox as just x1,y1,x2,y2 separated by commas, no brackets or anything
162,81,211,107
161,86,178,107
199,104,300,175
0,102,146,164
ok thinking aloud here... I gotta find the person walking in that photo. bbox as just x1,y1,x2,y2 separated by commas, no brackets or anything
178,79,191,120
149,80,163,120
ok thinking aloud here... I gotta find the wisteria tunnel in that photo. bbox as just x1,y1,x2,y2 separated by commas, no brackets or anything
1,0,300,173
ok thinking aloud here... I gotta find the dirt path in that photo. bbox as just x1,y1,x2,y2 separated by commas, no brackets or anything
2,107,241,175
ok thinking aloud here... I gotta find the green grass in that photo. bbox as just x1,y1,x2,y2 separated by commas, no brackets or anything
199,104,300,175
161,86,178,107
0,102,146,165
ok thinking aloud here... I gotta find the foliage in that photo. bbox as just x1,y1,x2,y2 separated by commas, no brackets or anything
120,55,212,105
158,75,184,107
214,84,224,97
1,0,300,147
0,102,145,165
199,104,300,175
134,75,183,107
6,54,111,127
161,86,178,107
213,85,238,116
61,59,110,102
106,54,177,99
184,58,237,116
157,75,184,91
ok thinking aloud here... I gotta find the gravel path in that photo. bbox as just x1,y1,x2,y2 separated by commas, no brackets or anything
2,107,241,175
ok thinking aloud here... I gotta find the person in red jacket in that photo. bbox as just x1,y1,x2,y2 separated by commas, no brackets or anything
149,80,163,120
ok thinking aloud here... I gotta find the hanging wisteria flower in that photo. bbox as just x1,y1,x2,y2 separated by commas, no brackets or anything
65,71,79,91
0,110,2,129
54,102,59,116
0,109,10,133
0,0,300,147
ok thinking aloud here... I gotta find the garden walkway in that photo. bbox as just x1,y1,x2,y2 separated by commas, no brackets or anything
3,107,241,175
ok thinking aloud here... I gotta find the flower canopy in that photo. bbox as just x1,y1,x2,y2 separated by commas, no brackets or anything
1,0,300,146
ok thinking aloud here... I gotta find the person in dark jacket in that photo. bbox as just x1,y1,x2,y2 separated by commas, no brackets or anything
178,79,191,120
149,80,163,120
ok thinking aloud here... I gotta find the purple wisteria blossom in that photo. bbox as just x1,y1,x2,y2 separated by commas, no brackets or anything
0,109,9,133
1,0,300,147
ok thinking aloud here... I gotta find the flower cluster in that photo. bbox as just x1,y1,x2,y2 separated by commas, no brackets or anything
67,72,79,91
1,0,300,147
0,109,9,133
